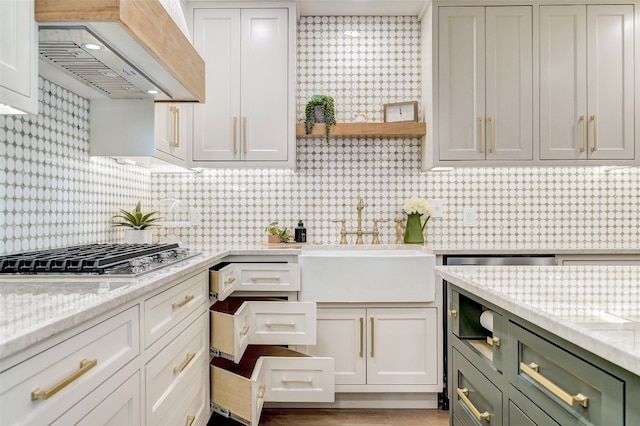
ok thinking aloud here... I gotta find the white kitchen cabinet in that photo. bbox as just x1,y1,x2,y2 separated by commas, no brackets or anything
0,307,140,426
307,307,439,391
0,0,38,114
437,6,532,163
154,102,192,163
190,5,295,168
540,5,635,162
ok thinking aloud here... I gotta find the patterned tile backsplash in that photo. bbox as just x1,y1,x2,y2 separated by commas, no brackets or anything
0,16,638,254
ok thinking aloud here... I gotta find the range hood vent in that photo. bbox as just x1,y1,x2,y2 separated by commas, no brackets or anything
35,0,205,102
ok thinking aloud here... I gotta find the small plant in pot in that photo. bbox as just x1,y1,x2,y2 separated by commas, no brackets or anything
265,221,291,243
304,94,336,143
112,201,161,244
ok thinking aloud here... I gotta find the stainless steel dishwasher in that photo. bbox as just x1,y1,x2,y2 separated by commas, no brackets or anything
439,254,557,410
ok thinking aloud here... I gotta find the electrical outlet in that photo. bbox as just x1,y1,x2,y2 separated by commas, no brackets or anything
430,199,445,218
463,207,478,227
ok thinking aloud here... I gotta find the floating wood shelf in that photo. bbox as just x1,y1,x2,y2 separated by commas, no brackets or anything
296,122,426,139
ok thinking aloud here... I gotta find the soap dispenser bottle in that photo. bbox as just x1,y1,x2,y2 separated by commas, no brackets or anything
295,220,307,243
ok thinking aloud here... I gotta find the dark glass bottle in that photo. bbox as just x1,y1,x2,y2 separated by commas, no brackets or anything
294,220,307,243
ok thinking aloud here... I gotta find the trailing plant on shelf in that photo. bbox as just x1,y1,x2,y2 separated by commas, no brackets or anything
304,95,336,143
111,201,161,230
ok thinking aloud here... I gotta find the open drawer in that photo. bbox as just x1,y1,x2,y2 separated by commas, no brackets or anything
211,345,334,426
210,297,317,363
209,263,300,301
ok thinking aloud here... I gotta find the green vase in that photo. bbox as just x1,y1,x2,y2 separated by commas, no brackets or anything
404,213,426,244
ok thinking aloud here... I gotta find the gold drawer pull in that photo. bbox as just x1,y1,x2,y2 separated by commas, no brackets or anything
239,325,250,336
224,277,236,286
579,115,587,152
281,377,312,384
447,309,457,317
257,384,266,399
172,294,194,309
590,114,598,152
250,275,281,281
174,352,196,374
32,359,98,401
520,362,589,408
488,116,495,153
359,317,364,358
186,415,195,426
486,336,500,347
456,387,491,422
265,321,295,327
479,116,485,153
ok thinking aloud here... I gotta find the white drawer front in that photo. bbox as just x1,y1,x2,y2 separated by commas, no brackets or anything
252,358,267,426
160,355,209,426
263,356,335,403
236,263,300,291
145,272,207,347
232,302,252,364
210,264,238,301
0,307,139,426
52,371,140,426
146,312,208,424
250,301,316,345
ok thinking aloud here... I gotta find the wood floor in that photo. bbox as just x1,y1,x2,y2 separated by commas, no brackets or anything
208,409,449,426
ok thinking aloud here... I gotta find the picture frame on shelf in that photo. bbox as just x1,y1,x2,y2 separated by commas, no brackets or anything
383,101,418,123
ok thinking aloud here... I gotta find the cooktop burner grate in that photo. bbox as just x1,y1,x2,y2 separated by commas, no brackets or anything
0,243,196,275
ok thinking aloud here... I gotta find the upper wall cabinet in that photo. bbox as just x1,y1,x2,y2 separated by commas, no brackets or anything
437,6,533,163
0,0,38,115
539,5,635,161
190,5,295,168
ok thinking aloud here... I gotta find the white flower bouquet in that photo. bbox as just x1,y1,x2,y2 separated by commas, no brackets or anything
402,196,433,217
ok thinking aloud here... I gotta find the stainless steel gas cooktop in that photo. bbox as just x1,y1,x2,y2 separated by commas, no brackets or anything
0,243,199,276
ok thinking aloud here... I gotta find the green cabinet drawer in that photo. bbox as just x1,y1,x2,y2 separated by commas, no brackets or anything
452,347,503,426
510,322,624,425
508,385,559,426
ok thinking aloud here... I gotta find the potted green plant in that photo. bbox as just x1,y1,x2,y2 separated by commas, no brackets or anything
304,95,336,143
112,201,161,244
265,221,291,243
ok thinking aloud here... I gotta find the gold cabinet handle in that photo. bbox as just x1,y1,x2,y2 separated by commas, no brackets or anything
447,309,458,318
456,387,491,422
173,352,195,374
224,276,236,287
186,415,196,426
486,336,500,347
31,359,98,401
169,106,179,148
479,116,485,153
232,116,238,155
265,321,295,327
520,362,589,408
579,115,587,152
172,294,194,309
239,324,250,336
242,116,247,155
281,377,312,384
488,116,495,153
359,317,364,358
257,384,266,399
370,317,375,358
590,115,598,152
250,275,281,281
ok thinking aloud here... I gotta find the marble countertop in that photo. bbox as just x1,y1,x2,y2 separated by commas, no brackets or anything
435,265,640,377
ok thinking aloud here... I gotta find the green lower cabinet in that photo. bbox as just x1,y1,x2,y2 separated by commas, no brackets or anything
451,347,503,426
510,323,624,426
508,386,559,426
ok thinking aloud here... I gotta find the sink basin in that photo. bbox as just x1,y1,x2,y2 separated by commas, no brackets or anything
298,248,436,302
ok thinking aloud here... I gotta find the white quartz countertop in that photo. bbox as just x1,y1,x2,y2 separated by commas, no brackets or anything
435,265,640,377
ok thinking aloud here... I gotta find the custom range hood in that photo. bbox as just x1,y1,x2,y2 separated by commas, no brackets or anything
35,0,205,102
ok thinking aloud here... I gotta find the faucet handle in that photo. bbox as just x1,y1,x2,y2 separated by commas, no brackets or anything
371,219,388,244
394,217,404,244
332,219,348,244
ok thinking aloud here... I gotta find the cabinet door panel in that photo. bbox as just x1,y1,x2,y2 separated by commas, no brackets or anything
485,7,532,160
586,5,634,160
539,6,587,160
367,307,438,385
306,308,367,385
438,7,486,161
192,9,241,161
241,9,289,161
